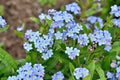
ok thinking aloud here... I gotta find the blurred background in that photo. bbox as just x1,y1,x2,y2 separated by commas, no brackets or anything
0,0,120,59
0,0,74,59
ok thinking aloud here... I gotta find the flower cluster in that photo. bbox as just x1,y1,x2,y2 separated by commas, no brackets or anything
39,13,51,20
24,2,83,60
0,16,7,28
74,67,89,79
8,62,45,80
106,55,120,79
113,18,120,28
52,71,64,80
65,47,80,59
24,29,54,60
65,2,81,14
110,5,120,17
24,2,112,62
89,29,112,51
87,16,103,28
78,34,89,46
110,5,120,28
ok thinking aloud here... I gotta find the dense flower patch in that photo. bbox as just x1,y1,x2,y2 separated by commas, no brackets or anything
0,1,120,80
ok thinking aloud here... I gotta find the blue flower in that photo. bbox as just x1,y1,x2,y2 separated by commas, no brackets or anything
50,21,64,28
65,47,80,59
104,45,112,52
110,5,120,17
110,61,117,68
116,55,120,60
116,67,120,73
106,72,114,79
54,31,63,40
87,16,97,24
52,71,64,80
25,29,33,39
23,42,33,51
8,62,45,80
63,11,73,22
66,2,81,14
116,72,120,79
67,29,74,37
39,13,46,20
88,33,96,42
8,76,17,80
87,16,103,28
0,16,7,28
17,26,23,32
74,67,89,79
39,13,51,20
42,49,53,60
53,11,64,22
113,19,120,28
116,67,120,79
111,5,118,12
33,64,45,78
48,9,56,14
89,29,112,51
78,34,89,46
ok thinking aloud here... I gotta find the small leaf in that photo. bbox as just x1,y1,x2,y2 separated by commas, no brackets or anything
95,64,106,79
69,62,75,80
81,23,91,34
0,48,17,74
84,8,102,17
26,51,37,64
0,25,9,32
30,17,42,26
0,5,4,16
14,30,24,38
97,78,106,80
87,61,95,79
83,74,91,80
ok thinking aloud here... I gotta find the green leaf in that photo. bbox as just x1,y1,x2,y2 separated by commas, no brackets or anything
0,48,17,73
102,56,111,71
112,41,120,47
111,46,120,52
95,64,106,79
95,22,101,29
97,78,106,80
14,30,24,38
0,77,7,80
0,5,4,16
0,25,9,32
84,8,102,17
83,74,91,80
39,0,47,6
60,42,66,51
30,17,42,26
81,23,91,34
26,51,37,64
69,62,75,75
43,56,59,71
87,61,95,79
69,62,75,80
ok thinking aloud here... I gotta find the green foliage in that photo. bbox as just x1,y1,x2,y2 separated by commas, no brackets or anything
0,48,17,77
0,5,4,16
39,0,56,7
1,0,120,80
14,30,24,38
95,64,106,79
0,25,9,33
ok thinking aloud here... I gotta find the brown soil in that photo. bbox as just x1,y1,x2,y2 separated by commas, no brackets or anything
0,0,74,59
